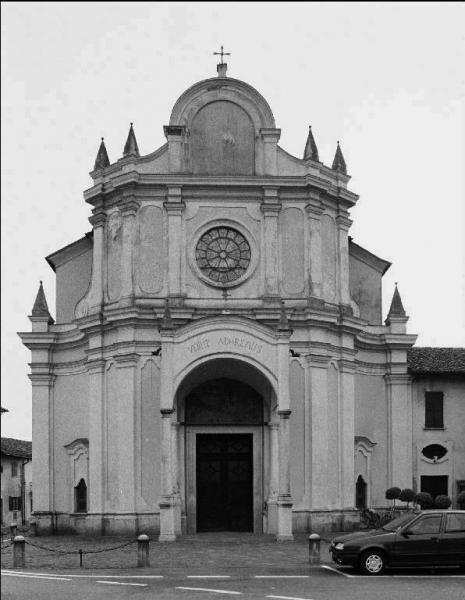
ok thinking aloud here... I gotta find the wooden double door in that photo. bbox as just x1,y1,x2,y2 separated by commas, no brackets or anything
196,433,253,532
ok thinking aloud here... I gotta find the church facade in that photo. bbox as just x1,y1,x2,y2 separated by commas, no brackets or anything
19,61,465,539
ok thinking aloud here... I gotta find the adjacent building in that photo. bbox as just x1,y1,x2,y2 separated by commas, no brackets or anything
18,60,465,538
1,438,32,527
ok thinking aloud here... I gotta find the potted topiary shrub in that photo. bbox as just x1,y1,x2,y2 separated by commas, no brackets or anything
385,487,401,509
399,488,416,509
434,495,452,509
457,491,465,510
414,492,433,509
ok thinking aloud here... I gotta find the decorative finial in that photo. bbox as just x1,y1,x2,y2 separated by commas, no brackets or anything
94,137,110,170
31,280,54,323
385,283,407,325
303,125,319,161
123,122,140,158
332,141,347,174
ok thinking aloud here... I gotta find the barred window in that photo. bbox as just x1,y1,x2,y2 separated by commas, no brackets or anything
11,461,18,477
9,496,22,511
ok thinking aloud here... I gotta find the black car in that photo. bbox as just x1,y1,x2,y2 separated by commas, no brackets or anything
330,510,465,575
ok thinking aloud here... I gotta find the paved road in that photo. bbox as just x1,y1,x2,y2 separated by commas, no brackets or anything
3,566,465,600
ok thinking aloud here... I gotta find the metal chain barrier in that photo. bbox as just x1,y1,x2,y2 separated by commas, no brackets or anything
1,541,13,552
24,538,136,555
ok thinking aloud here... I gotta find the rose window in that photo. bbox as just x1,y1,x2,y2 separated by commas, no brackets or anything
195,227,251,284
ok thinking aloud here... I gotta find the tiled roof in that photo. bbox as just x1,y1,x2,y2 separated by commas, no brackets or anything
1,437,32,459
408,347,465,375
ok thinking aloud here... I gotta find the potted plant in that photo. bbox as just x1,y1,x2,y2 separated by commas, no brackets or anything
385,487,401,509
414,492,434,509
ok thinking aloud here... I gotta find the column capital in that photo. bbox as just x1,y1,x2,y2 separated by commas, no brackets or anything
260,127,281,143
305,201,324,217
306,354,331,368
114,353,140,367
28,373,56,386
335,214,353,229
163,125,186,139
164,201,185,215
119,199,140,216
384,373,412,385
260,202,281,216
89,211,106,228
160,408,175,417
86,358,106,373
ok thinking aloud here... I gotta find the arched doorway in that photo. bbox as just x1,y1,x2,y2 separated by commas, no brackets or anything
176,358,274,534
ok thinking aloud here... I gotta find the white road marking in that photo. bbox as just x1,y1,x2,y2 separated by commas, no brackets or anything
254,575,309,579
2,573,71,581
177,587,242,595
353,574,465,579
187,575,232,578
320,565,354,578
97,581,148,587
1,570,163,578
267,596,313,600
319,566,465,579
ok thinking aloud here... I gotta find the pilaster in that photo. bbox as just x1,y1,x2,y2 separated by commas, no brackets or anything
159,408,177,542
87,358,105,523
308,355,330,508
76,210,106,318
119,199,140,305
114,353,139,512
164,125,187,173
305,194,324,298
260,128,281,175
164,187,186,300
29,373,56,515
385,372,414,490
336,214,352,305
276,409,293,541
339,360,356,508
260,187,281,299
267,422,279,533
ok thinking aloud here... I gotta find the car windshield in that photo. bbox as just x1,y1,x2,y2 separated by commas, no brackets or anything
382,512,419,531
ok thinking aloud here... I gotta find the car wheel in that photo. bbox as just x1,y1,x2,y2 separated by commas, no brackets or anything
359,550,386,575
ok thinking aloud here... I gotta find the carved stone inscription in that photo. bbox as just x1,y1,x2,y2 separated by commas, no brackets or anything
188,335,263,356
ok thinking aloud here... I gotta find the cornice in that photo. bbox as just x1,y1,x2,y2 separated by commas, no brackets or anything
18,332,56,349
384,373,413,385
83,172,358,207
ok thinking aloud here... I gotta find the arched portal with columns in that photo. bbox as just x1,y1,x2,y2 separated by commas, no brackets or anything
157,316,293,541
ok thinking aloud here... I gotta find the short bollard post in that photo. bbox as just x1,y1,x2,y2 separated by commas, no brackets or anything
308,533,321,565
30,520,38,537
137,534,150,568
10,523,18,540
13,536,26,568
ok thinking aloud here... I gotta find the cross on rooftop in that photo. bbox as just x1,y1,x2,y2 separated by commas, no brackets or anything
213,45,230,64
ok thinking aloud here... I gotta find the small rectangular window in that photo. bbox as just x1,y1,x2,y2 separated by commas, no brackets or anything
425,391,444,428
11,461,18,477
8,496,22,511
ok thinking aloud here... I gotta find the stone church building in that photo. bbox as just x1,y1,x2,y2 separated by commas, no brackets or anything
19,60,465,539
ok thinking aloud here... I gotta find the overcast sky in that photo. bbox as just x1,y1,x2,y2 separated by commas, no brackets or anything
2,2,464,440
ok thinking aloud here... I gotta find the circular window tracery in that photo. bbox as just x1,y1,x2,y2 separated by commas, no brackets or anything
195,227,251,285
